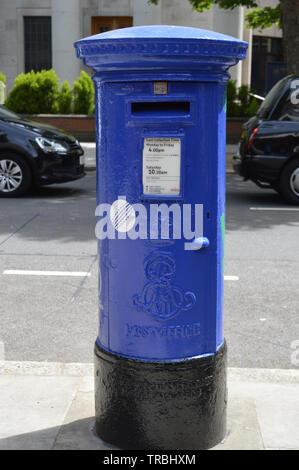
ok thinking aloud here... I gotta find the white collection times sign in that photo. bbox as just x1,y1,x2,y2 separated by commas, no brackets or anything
142,137,181,196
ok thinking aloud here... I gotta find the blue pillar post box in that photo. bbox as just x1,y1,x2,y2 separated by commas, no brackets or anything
75,26,247,450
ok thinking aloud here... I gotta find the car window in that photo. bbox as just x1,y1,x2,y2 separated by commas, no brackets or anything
271,80,299,121
256,76,290,120
0,106,21,120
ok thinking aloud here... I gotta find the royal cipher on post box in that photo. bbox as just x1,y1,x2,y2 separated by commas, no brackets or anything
75,25,247,450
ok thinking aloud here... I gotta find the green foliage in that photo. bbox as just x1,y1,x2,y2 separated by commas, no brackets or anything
6,69,60,114
246,4,281,30
5,69,96,115
73,71,94,115
148,0,282,30
189,0,258,11
0,72,6,105
58,80,72,114
188,0,213,12
227,80,259,117
151,0,259,11
3,66,258,118
227,79,239,117
238,84,251,115
248,97,259,116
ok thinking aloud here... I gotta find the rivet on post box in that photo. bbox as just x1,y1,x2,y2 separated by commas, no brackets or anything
75,26,247,450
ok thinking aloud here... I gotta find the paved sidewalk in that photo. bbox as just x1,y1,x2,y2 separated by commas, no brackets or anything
81,143,237,172
0,362,298,450
82,143,97,171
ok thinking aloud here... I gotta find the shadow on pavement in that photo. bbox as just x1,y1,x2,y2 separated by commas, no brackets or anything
0,417,117,450
27,185,89,200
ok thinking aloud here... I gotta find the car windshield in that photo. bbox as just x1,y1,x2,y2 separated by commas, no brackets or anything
0,106,21,120
256,76,290,120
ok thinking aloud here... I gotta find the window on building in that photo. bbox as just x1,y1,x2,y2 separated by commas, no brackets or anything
24,16,52,73
91,16,133,35
251,36,285,96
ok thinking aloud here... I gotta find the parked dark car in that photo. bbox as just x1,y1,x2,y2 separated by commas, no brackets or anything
0,106,85,197
233,75,299,204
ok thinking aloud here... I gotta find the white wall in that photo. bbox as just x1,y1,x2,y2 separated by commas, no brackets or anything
0,0,52,91
52,0,81,86
133,0,161,26
213,6,245,87
160,0,213,29
0,0,18,91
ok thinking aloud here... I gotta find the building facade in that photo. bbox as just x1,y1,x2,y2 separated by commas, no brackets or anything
0,0,283,94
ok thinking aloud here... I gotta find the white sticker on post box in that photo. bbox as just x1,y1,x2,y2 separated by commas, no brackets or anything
142,138,181,196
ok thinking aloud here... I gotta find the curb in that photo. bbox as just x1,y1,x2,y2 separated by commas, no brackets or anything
1,361,299,382
0,361,94,377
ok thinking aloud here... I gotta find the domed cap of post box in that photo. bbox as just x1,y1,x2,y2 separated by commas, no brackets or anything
74,25,247,74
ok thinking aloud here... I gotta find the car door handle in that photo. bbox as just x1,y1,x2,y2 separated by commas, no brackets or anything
184,237,210,251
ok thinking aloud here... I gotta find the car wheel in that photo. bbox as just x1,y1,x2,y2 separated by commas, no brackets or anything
0,152,32,197
279,158,299,205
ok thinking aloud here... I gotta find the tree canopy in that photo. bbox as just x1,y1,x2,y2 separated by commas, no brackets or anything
149,0,281,30
148,1,299,75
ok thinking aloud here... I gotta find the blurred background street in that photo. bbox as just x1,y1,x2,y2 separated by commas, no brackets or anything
0,170,298,368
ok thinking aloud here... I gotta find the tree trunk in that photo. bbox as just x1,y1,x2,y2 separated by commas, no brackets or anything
280,0,299,74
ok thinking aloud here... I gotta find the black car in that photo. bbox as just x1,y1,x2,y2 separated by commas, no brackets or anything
0,106,85,197
233,75,299,204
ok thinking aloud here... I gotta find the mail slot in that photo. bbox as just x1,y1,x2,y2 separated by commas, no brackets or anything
75,25,247,450
131,101,191,116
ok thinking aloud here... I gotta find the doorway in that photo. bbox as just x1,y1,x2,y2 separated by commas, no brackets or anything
91,16,133,35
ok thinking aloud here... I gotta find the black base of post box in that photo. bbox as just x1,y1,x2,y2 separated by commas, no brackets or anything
94,341,227,450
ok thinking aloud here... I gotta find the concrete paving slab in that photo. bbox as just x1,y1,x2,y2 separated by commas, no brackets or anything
0,361,95,377
213,396,264,450
0,361,64,376
229,367,299,384
53,378,117,450
228,380,299,450
53,375,265,450
0,374,80,449
253,383,299,450
1,363,298,450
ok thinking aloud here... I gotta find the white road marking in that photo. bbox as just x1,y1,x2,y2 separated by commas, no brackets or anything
250,207,299,211
3,269,237,281
3,270,91,277
224,276,239,281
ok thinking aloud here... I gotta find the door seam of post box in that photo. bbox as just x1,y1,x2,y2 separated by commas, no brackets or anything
103,82,111,351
